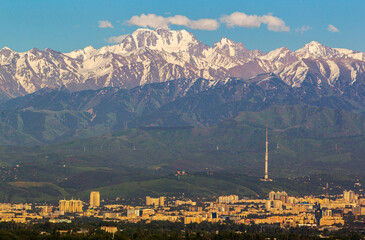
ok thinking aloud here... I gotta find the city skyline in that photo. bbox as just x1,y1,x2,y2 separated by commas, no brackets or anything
0,1,363,235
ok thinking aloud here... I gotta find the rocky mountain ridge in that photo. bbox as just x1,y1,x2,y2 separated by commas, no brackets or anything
0,28,365,99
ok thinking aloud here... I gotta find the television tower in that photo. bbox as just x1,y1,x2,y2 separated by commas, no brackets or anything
265,127,269,180
261,127,272,181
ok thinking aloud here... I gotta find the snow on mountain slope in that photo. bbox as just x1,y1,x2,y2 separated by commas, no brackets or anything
0,47,83,96
65,46,97,60
0,28,365,98
66,28,206,59
276,58,365,92
203,37,263,70
295,41,342,59
261,47,298,67
334,48,365,61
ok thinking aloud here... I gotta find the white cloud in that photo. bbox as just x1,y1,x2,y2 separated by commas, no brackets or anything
260,15,290,32
126,14,219,30
108,34,128,43
328,24,339,33
220,12,290,32
127,14,168,28
295,25,312,34
98,20,114,29
220,12,261,28
188,18,220,30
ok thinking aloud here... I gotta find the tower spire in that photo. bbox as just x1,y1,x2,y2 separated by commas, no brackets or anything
265,127,268,180
261,126,272,182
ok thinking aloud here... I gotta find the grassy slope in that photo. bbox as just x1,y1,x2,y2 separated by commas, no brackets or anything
0,182,67,203
79,173,358,200
0,105,363,202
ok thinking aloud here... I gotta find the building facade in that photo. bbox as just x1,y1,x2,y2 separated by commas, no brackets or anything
59,199,83,213
90,191,100,208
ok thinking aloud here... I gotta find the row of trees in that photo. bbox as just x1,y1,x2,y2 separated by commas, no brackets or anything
0,221,363,240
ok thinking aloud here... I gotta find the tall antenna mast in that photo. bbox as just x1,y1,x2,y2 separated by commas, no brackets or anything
265,127,269,180
261,126,272,182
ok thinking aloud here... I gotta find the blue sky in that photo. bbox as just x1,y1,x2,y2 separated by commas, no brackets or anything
0,0,364,53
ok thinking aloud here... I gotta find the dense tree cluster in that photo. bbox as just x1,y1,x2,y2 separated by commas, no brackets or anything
0,221,363,240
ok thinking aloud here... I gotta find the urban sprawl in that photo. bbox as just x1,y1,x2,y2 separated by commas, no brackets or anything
0,189,364,234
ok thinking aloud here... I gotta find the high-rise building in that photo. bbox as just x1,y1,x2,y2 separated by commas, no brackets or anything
146,196,165,206
159,197,165,206
90,191,100,208
218,195,239,203
287,197,298,204
273,200,283,209
343,190,357,203
265,200,272,210
59,199,83,213
275,191,281,200
268,191,287,202
280,194,288,204
127,209,136,217
269,191,276,200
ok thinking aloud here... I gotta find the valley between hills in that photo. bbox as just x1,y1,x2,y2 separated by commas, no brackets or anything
0,29,364,202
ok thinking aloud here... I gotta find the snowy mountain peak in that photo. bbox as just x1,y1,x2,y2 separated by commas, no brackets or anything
262,47,291,59
84,46,96,51
279,46,290,51
0,29,365,98
65,45,97,60
20,48,43,58
211,37,249,58
260,47,297,67
295,41,340,59
216,37,235,45
307,40,322,46
44,48,62,54
1,46,13,52
214,37,246,49
0,47,16,65
126,28,201,53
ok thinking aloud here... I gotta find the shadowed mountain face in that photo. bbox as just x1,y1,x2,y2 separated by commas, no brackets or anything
0,103,364,202
0,29,364,144
0,75,364,145
0,29,365,202
0,77,363,202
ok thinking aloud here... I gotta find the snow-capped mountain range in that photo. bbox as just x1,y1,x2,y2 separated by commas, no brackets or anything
0,28,365,98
